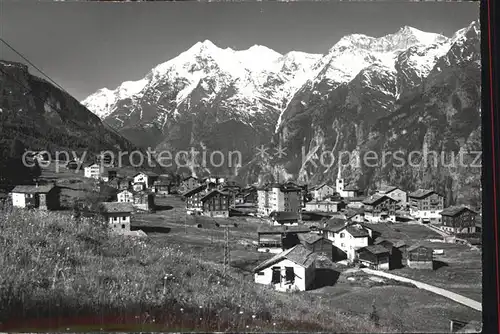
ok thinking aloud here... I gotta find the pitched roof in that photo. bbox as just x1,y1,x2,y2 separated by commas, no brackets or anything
377,186,397,193
345,209,365,219
269,211,299,221
257,225,310,234
357,244,390,255
344,196,366,202
257,182,302,192
11,184,55,194
345,225,370,238
298,233,325,245
394,240,407,248
407,243,432,252
374,237,389,245
362,194,395,205
408,189,440,199
100,202,134,213
134,171,158,178
322,218,347,232
440,206,477,217
253,244,316,272
311,183,334,191
183,176,198,181
200,189,230,202
182,184,207,197
374,238,406,249
343,185,360,191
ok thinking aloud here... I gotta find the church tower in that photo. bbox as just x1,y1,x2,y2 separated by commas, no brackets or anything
336,165,344,196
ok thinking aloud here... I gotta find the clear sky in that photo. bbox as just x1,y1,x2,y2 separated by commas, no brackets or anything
0,1,479,101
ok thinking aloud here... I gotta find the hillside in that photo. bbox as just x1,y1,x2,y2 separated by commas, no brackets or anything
0,208,389,332
0,60,154,186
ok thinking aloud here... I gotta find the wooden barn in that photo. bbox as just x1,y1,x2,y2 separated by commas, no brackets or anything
257,225,310,253
407,244,434,269
374,238,407,269
356,245,390,270
133,191,155,212
298,233,333,259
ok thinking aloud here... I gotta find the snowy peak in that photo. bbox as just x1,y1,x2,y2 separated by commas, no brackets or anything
82,23,476,123
331,26,448,54
451,20,480,43
234,44,283,72
391,25,448,46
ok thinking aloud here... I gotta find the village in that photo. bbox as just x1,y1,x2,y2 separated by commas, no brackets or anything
0,152,483,333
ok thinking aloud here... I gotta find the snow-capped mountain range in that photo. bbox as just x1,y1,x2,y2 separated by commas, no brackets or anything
83,40,322,122
81,21,481,207
82,23,474,130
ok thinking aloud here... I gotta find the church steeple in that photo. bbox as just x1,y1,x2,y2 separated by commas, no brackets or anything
336,165,344,195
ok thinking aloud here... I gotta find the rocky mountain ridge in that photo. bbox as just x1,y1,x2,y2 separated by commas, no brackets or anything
82,21,481,206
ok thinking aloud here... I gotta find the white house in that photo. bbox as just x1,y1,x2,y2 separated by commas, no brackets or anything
311,184,335,201
10,184,59,210
253,244,316,292
100,202,134,233
321,218,372,261
376,186,408,207
84,163,102,179
117,190,134,203
304,199,346,213
257,183,302,217
133,172,158,190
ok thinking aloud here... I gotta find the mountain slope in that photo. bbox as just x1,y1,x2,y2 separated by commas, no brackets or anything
274,21,481,207
0,60,137,163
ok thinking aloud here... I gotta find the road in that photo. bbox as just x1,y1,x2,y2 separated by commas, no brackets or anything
361,268,482,312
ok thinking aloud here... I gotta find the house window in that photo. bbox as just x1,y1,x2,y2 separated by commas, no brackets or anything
114,217,118,221
122,224,126,229
340,233,345,238
122,216,127,220
285,267,295,283
341,243,345,247
271,267,281,284
257,272,265,276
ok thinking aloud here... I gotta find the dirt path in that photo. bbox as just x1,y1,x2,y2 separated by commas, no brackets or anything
422,223,449,238
361,268,482,312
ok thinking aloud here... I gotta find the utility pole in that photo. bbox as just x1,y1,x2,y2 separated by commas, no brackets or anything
215,223,237,278
223,226,230,277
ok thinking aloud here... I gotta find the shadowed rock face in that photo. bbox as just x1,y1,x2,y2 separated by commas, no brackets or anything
274,21,481,208
0,60,136,156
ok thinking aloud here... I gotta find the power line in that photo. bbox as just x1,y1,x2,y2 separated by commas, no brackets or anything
0,37,69,94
